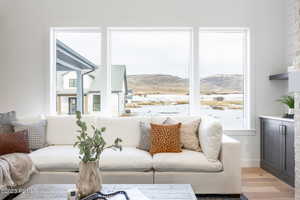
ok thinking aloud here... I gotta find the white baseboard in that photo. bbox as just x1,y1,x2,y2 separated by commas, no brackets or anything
242,159,260,167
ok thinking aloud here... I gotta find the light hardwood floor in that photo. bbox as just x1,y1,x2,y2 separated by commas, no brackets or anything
242,168,294,200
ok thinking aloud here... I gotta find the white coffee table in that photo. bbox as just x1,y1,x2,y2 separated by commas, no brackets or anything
14,184,197,200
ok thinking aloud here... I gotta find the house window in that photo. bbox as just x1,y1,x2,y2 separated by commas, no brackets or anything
199,29,249,129
93,95,101,112
109,29,192,116
69,79,77,88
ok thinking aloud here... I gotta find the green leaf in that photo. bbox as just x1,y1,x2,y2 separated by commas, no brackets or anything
277,95,295,108
76,111,81,120
76,136,82,141
74,113,122,162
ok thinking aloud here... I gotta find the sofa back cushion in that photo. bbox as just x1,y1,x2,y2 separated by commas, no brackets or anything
46,115,206,146
94,117,148,147
46,115,158,146
97,116,176,147
46,115,96,145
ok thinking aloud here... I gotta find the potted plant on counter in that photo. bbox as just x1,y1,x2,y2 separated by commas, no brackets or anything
277,95,295,119
74,111,122,199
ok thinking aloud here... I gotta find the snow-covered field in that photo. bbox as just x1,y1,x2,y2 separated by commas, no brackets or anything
128,94,244,129
131,94,242,102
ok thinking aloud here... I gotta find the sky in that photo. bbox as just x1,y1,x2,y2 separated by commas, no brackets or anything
111,31,191,78
56,30,245,79
56,32,102,65
199,32,244,77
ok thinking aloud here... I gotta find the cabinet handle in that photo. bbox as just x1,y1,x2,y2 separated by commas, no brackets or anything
282,125,287,136
279,125,286,135
282,125,287,170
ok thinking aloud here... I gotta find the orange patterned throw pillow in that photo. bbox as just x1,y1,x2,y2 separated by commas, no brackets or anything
149,123,182,155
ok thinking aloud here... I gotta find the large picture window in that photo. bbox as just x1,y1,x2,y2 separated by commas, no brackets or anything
53,29,102,115
51,27,250,130
199,29,248,129
109,29,192,116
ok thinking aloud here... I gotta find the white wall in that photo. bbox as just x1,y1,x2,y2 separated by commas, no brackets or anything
63,72,77,89
61,72,92,90
0,0,288,167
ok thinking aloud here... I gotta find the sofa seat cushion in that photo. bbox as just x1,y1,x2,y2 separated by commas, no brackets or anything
100,147,152,172
153,150,223,172
29,146,80,172
30,146,152,172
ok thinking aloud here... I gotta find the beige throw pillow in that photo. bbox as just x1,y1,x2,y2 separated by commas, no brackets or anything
164,117,201,152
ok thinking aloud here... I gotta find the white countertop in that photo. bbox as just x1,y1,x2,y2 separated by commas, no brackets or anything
259,115,294,122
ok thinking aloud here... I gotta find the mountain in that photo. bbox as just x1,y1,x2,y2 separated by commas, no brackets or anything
200,74,243,94
127,74,243,95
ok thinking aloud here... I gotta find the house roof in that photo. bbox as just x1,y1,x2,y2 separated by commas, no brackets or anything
56,39,98,71
55,40,127,95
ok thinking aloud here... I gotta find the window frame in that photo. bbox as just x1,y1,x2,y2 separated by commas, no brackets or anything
49,27,102,115
198,28,251,130
69,78,77,88
92,94,101,112
50,27,251,130
107,27,194,116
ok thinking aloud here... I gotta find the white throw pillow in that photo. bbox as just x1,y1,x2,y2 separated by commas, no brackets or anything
199,117,223,162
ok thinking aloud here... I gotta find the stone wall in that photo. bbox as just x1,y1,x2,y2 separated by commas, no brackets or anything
296,92,300,199
292,0,300,199
287,0,297,66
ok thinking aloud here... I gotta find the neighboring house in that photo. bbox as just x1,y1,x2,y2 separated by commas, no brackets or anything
112,65,128,114
56,39,127,115
56,71,95,114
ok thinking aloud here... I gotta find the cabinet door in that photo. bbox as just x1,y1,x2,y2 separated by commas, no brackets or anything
261,119,282,171
281,122,295,186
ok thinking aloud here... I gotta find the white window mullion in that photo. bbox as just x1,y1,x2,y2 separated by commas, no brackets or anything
101,26,112,116
190,27,201,115
244,29,251,129
49,28,57,115
198,28,249,130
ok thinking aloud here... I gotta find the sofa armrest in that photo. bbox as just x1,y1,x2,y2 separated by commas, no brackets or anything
220,134,241,176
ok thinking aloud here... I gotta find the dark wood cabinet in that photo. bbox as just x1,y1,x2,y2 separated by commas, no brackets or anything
260,117,295,187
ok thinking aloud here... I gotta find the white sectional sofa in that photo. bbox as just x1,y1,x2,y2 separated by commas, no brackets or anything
25,115,241,194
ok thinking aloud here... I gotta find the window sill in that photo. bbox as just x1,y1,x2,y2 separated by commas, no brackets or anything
224,129,256,136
